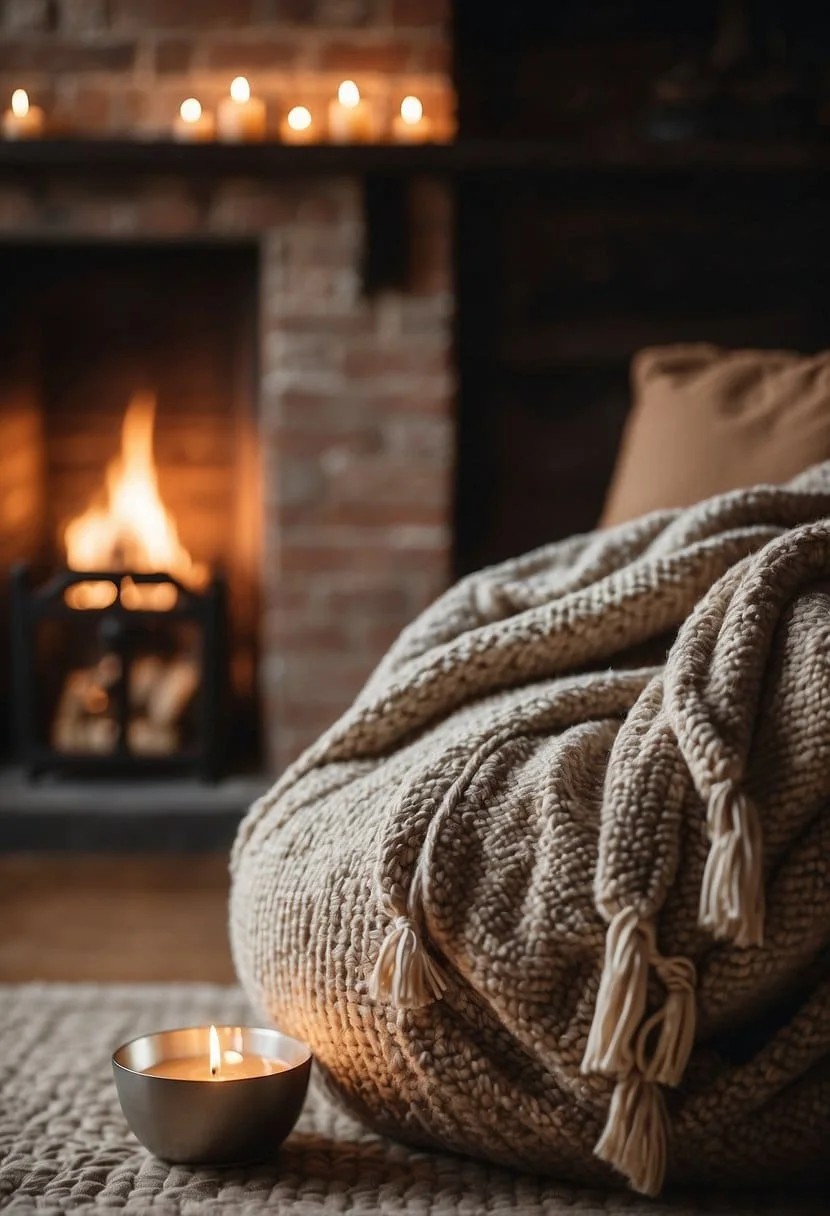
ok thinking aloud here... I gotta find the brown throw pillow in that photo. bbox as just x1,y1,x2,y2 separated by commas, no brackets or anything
601,344,830,526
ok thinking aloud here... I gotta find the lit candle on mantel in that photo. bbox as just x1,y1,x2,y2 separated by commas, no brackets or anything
327,80,375,143
216,76,266,142
2,89,45,140
173,97,215,143
391,95,431,143
280,105,315,145
143,1025,286,1081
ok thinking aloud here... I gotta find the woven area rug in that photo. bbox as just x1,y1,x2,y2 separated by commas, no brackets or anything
0,984,822,1214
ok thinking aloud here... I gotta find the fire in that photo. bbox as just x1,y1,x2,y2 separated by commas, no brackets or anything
209,1024,221,1077
63,391,207,610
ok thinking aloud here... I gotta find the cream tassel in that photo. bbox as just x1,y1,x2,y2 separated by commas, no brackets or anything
595,1075,668,1197
636,956,697,1086
699,780,765,947
584,911,696,1194
581,908,652,1076
369,915,446,1009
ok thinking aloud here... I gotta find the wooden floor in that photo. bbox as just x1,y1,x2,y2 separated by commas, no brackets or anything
0,854,236,983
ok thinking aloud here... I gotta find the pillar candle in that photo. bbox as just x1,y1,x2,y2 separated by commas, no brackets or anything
2,90,45,140
216,77,266,142
327,81,375,143
280,106,315,145
173,98,215,143
391,95,431,143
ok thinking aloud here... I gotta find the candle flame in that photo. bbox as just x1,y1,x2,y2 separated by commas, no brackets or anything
209,1024,221,1076
62,391,207,610
337,80,360,109
11,89,29,118
180,97,202,123
400,95,423,125
230,76,250,103
287,105,312,132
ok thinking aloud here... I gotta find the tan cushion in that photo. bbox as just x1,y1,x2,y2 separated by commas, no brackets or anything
601,344,830,526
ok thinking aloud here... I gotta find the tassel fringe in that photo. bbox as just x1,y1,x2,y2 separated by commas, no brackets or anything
699,781,765,947
583,908,697,1196
369,915,446,1009
636,956,697,1086
581,908,652,1076
595,1075,668,1198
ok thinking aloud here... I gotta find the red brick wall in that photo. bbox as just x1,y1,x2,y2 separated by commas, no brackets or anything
259,177,454,764
0,0,454,140
0,172,455,772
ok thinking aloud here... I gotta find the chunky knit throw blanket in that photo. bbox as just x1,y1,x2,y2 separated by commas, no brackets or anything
230,469,830,1198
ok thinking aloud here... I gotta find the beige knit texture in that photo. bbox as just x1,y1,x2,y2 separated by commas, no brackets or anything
4,983,823,1214
230,468,830,1198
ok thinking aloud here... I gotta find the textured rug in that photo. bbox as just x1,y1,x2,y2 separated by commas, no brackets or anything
0,984,823,1214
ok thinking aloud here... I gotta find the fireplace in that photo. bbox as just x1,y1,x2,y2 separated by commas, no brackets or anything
0,169,454,853
0,0,455,848
1,242,260,781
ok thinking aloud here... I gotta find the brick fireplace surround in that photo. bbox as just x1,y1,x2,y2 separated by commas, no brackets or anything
0,2,455,775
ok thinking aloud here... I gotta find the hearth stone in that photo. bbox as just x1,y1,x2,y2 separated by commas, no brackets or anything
0,768,267,851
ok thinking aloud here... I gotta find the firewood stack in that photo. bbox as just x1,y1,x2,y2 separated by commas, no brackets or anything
51,652,200,756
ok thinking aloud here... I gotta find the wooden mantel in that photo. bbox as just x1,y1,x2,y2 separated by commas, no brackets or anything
0,137,829,181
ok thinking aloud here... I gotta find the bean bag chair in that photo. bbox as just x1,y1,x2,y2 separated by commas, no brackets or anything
231,466,830,1196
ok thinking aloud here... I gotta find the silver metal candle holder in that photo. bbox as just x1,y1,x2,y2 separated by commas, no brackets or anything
112,1025,312,1165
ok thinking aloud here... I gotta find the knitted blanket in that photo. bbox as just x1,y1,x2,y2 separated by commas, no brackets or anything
230,469,830,1198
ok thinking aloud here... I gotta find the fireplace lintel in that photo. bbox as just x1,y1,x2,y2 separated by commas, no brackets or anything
0,138,460,294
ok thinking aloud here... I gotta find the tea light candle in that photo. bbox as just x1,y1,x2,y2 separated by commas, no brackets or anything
2,89,45,140
216,76,266,142
327,80,375,143
280,105,315,145
112,1023,312,1165
173,98,215,143
391,95,431,143
144,1026,283,1081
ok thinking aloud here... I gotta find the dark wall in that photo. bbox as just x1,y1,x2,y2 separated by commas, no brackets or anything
453,2,830,572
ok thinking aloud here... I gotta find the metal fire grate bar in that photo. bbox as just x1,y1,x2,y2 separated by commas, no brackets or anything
10,565,226,782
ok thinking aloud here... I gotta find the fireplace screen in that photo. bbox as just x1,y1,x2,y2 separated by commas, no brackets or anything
11,566,225,779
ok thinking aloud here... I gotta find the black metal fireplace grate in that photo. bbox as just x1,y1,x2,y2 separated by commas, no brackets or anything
10,565,226,781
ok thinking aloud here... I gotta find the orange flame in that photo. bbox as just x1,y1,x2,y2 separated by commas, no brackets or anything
63,392,207,610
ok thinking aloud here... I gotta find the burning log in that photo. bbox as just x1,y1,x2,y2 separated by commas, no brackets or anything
129,655,165,710
51,668,118,754
52,707,118,755
146,657,200,729
51,652,199,758
127,717,178,756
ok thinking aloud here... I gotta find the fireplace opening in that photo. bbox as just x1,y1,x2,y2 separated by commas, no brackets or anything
0,242,260,779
